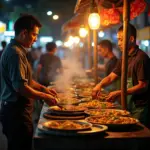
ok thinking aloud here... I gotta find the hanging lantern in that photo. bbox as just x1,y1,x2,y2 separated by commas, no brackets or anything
79,27,88,38
88,12,100,30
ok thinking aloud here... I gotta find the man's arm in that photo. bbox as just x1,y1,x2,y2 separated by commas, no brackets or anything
106,80,149,101
18,84,57,106
93,72,118,91
31,79,45,91
127,80,148,94
92,72,118,98
31,79,57,96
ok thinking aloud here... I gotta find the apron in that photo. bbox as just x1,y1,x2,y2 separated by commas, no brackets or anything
127,78,149,126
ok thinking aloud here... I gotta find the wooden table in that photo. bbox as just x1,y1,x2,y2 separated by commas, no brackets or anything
33,104,150,150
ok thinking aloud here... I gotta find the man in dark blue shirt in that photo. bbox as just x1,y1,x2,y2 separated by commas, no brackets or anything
0,15,58,150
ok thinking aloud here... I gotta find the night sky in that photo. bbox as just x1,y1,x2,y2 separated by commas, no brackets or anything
0,0,77,40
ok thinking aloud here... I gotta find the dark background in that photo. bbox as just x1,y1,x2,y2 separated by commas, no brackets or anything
0,0,77,40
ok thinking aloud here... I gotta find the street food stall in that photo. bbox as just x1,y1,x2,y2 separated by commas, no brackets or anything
61,0,148,109
33,79,150,150
33,0,150,149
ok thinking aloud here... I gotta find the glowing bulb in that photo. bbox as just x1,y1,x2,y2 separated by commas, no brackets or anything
88,13,100,30
53,15,59,20
79,27,88,38
47,11,52,16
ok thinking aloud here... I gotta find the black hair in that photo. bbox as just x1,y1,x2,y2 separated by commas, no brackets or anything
1,40,7,48
98,39,112,51
14,14,42,36
118,23,137,39
46,42,57,52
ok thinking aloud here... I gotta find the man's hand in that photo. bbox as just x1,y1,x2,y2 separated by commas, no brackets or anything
44,94,58,106
92,90,99,99
92,84,101,99
42,87,57,97
106,91,120,102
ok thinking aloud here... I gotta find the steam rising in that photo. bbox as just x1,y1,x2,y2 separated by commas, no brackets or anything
55,57,87,92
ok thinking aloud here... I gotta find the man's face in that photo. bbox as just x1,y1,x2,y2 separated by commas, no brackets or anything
23,26,39,48
117,31,123,52
117,30,134,52
97,44,108,58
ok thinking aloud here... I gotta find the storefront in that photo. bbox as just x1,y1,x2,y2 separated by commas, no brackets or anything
137,26,150,56
0,21,6,50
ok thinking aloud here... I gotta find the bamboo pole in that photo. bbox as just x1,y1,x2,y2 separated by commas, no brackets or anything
93,29,98,84
87,25,92,69
121,0,130,110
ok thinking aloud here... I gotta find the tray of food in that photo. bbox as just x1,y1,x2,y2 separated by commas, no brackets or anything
48,105,87,115
85,109,130,117
74,82,95,89
38,121,108,136
85,116,138,128
80,97,92,102
43,112,86,120
57,97,81,105
57,93,75,98
79,100,117,109
42,120,92,131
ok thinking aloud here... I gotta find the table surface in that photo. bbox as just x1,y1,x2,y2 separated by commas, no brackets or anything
33,104,150,150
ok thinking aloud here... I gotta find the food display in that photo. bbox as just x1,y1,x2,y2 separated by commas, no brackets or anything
43,120,92,131
78,90,92,97
49,105,86,112
85,116,138,125
79,100,117,109
80,97,92,102
57,97,80,105
85,109,130,117
98,94,108,101
57,93,75,98
74,82,95,89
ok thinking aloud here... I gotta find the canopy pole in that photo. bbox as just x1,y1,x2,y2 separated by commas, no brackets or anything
87,25,92,69
93,29,98,84
121,0,130,110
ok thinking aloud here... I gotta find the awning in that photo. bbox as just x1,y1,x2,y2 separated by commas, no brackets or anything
74,0,147,26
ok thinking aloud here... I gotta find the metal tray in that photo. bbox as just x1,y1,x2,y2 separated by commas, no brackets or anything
42,120,92,131
85,109,130,117
48,105,86,115
38,122,108,136
43,112,86,120
85,116,139,129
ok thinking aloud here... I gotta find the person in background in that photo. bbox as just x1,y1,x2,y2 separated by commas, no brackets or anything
96,40,119,92
0,41,7,95
86,40,119,90
0,14,58,150
0,40,7,58
97,40,118,76
37,42,63,86
92,24,150,128
33,46,43,80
